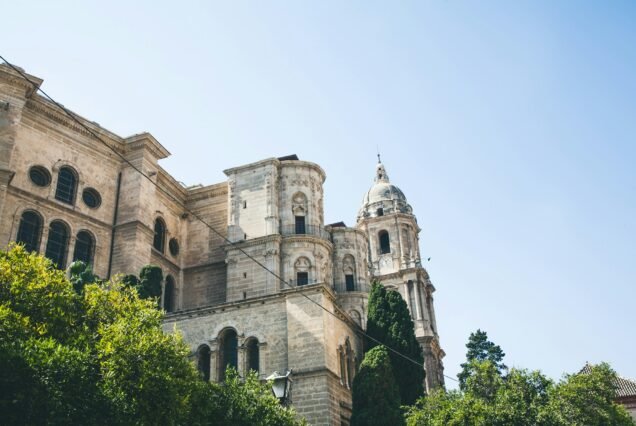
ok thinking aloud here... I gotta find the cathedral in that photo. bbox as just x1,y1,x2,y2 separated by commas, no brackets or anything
0,63,444,425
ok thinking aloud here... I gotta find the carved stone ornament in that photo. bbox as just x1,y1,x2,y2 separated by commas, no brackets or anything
292,192,307,215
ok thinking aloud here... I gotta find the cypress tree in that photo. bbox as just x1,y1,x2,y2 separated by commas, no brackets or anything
351,345,404,426
366,281,425,405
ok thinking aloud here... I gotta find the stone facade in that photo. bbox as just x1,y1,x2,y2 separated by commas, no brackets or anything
0,64,445,425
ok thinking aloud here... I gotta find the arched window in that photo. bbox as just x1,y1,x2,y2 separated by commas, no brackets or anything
245,338,260,374
218,328,238,382
294,256,311,286
197,345,211,381
379,230,391,254
55,166,78,204
45,220,70,269
292,192,307,235
163,275,176,313
343,255,356,291
73,230,94,265
16,210,42,253
153,218,166,253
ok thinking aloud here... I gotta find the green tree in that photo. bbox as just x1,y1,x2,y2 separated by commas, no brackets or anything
538,363,634,426
366,281,424,405
457,329,507,389
351,345,404,426
0,245,304,425
405,360,634,426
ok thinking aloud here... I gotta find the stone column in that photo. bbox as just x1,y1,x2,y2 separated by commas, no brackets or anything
66,235,76,269
237,343,246,378
209,341,219,382
413,280,423,320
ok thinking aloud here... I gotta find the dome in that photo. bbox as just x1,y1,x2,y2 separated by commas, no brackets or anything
357,160,413,221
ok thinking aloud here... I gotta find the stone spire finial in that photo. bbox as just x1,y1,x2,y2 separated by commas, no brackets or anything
374,159,390,183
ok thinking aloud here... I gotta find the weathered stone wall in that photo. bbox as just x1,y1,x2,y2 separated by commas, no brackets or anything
279,161,326,229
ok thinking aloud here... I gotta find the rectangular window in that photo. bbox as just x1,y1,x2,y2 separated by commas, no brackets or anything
297,272,309,286
295,216,306,234
345,274,355,291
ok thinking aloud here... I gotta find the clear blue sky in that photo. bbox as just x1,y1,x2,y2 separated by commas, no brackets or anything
5,1,635,387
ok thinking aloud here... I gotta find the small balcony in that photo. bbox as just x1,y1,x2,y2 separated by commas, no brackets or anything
280,224,330,240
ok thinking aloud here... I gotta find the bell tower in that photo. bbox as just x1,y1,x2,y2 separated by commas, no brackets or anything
357,157,446,391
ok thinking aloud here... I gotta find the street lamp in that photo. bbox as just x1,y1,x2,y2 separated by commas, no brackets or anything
267,370,293,406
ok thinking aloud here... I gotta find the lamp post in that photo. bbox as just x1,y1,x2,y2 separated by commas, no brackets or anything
267,370,293,406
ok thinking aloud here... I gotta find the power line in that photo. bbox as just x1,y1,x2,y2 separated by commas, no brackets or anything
0,55,458,384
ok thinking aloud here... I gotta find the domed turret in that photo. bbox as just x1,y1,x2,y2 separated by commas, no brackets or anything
357,159,412,222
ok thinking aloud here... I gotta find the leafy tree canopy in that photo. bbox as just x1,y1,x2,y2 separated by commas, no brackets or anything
458,329,507,389
0,245,303,425
406,331,633,426
351,345,404,426
366,281,424,405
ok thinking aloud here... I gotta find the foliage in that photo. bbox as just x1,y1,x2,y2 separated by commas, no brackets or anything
405,360,634,426
189,368,304,426
537,363,634,426
366,281,424,405
68,260,99,294
351,345,404,426
457,329,507,390
138,264,163,300
0,245,304,425
120,265,163,304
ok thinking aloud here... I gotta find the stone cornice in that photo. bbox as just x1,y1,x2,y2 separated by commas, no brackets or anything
281,234,333,251
224,234,283,252
357,212,421,233
0,64,42,98
25,97,124,154
185,182,228,204
124,132,170,160
280,160,326,183
372,266,432,284
223,157,280,176
163,282,327,322
182,260,226,272
329,226,367,240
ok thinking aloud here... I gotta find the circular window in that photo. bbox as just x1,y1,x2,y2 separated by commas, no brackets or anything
29,166,51,187
169,238,179,256
82,188,102,208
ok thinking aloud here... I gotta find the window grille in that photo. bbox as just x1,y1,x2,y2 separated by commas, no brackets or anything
153,218,166,253
379,230,391,254
345,274,355,291
295,215,306,234
297,272,309,286
16,211,42,252
82,188,101,208
45,221,69,269
55,167,77,204
29,166,51,187
73,230,94,264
